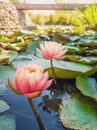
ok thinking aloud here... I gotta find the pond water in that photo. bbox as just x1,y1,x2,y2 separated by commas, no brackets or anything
1,84,68,130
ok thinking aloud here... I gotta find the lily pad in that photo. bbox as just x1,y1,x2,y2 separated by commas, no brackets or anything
35,58,97,78
64,54,97,65
0,48,18,65
0,100,10,113
59,93,97,130
7,43,21,51
12,53,97,79
76,76,97,101
0,66,15,81
0,48,9,65
8,50,18,63
0,115,16,130
0,81,6,93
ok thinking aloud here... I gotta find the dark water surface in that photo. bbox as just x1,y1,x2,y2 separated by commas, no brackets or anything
1,86,67,130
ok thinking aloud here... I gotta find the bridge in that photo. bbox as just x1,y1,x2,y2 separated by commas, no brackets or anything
15,4,89,10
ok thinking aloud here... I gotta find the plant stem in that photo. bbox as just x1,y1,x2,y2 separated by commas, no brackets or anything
50,59,60,89
27,98,46,130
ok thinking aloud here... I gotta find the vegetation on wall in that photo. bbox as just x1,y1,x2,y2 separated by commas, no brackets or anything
29,4,97,31
29,10,74,26
74,4,97,30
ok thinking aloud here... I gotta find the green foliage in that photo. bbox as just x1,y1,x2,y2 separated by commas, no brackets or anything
29,11,74,25
10,0,20,4
29,4,97,31
29,13,45,25
73,4,97,30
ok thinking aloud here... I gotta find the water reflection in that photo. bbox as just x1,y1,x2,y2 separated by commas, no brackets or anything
1,86,66,130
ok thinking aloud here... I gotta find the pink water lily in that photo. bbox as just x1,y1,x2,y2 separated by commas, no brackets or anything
37,41,67,60
8,64,53,98
37,41,67,89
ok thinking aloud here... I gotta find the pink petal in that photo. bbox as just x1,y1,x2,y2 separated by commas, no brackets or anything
8,79,22,95
37,44,54,59
29,77,37,90
15,68,24,90
32,72,49,91
29,73,42,91
15,70,31,94
24,92,41,98
40,79,53,91
36,48,45,56
40,44,49,55
53,50,67,59
40,44,49,56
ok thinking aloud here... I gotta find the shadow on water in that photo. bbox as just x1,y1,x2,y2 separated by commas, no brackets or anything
0,79,77,130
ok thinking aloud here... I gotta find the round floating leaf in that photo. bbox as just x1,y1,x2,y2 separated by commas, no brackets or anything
35,58,96,79
0,115,16,130
0,100,10,113
59,93,97,130
8,50,18,63
7,43,21,51
0,81,6,93
64,55,97,65
0,66,15,81
0,48,18,65
12,52,97,79
0,48,9,65
76,76,97,101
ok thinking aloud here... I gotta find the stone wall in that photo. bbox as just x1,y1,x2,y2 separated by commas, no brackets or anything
0,1,34,31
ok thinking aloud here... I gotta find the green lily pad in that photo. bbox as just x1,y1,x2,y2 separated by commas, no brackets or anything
86,49,97,55
76,76,97,101
0,48,18,65
65,45,79,53
59,93,97,130
0,66,15,81
7,43,21,51
0,115,16,130
35,58,97,78
12,53,97,79
0,81,6,93
64,54,97,65
0,48,9,65
8,50,18,63
80,39,97,47
16,42,28,51
0,100,10,113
